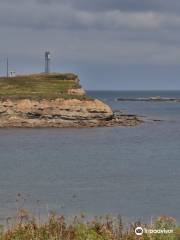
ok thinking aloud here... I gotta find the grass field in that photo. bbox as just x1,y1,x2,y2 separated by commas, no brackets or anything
0,211,179,240
0,73,86,100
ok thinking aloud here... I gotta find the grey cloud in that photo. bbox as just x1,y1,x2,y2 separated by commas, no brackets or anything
0,0,180,84
0,0,180,31
1,26,180,67
36,0,180,13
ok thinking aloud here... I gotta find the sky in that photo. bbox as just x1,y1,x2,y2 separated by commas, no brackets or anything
0,0,180,90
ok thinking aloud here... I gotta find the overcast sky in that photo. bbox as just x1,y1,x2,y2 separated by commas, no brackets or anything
1,0,180,90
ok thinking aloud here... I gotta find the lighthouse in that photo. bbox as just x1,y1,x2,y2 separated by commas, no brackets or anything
45,51,51,74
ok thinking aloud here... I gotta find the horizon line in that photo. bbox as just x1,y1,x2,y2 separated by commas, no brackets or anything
86,89,180,91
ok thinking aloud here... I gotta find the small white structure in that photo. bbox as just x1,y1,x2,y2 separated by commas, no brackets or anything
9,71,16,77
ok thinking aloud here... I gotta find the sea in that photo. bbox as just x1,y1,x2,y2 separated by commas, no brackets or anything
0,90,180,223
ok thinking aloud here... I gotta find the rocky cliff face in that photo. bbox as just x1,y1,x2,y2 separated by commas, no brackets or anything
0,98,115,127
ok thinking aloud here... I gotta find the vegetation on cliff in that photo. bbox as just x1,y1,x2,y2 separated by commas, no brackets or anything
0,211,179,240
0,73,87,100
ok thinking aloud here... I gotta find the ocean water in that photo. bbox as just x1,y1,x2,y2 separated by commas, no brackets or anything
0,91,180,222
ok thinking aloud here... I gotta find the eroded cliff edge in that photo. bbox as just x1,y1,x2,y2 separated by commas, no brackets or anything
0,98,142,127
0,73,142,128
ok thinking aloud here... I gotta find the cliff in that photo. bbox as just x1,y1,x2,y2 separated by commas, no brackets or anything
0,98,114,127
0,73,142,127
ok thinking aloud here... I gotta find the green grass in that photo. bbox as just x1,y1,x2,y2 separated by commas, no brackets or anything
0,73,87,100
0,212,179,240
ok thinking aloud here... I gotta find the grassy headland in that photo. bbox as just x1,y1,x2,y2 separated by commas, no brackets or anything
0,73,87,100
0,72,143,127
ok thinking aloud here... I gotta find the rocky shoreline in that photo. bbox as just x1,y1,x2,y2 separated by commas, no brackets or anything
117,96,180,102
0,98,142,128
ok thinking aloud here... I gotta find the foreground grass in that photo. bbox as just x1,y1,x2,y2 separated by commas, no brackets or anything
0,73,88,100
0,211,180,240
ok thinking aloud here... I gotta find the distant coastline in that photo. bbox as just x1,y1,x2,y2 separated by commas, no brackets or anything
117,96,180,102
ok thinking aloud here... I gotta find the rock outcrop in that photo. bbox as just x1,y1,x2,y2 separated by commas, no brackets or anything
67,88,86,96
0,98,142,128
